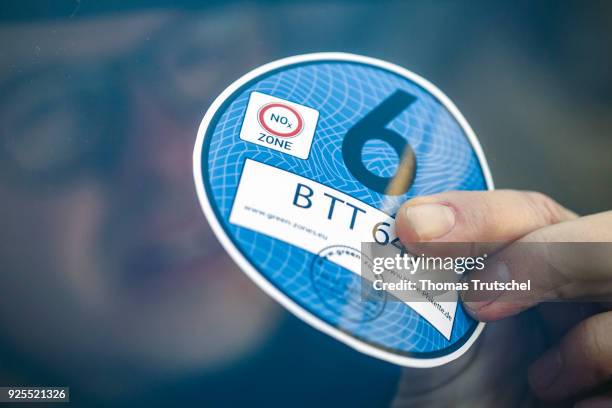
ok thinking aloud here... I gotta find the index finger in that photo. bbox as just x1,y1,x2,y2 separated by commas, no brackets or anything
462,211,612,321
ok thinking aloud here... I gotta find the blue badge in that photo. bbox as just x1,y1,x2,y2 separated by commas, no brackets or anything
193,53,493,367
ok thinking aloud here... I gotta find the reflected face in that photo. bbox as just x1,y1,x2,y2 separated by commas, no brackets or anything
0,9,278,389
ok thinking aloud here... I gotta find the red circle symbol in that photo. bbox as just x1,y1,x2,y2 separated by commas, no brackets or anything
257,103,304,138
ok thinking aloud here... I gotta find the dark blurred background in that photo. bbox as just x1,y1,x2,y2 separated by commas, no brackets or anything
0,1,610,406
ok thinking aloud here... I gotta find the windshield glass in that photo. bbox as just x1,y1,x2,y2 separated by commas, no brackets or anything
1,1,610,406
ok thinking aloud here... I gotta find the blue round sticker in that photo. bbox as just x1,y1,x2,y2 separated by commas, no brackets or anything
193,53,493,367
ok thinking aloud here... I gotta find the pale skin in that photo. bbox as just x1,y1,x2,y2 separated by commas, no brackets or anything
395,190,612,407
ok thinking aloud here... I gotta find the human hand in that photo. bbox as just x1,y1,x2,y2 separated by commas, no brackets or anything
394,190,612,407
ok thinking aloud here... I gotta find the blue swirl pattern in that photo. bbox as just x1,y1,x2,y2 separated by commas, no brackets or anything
201,61,488,357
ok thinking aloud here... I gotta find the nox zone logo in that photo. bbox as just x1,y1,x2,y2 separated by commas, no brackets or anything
240,92,319,160
257,103,304,138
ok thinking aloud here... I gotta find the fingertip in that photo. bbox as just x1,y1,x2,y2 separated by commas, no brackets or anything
395,201,422,244
461,301,501,322
461,294,528,322
461,300,490,320
395,200,456,243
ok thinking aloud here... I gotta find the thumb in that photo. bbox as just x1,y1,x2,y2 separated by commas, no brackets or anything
395,190,576,255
